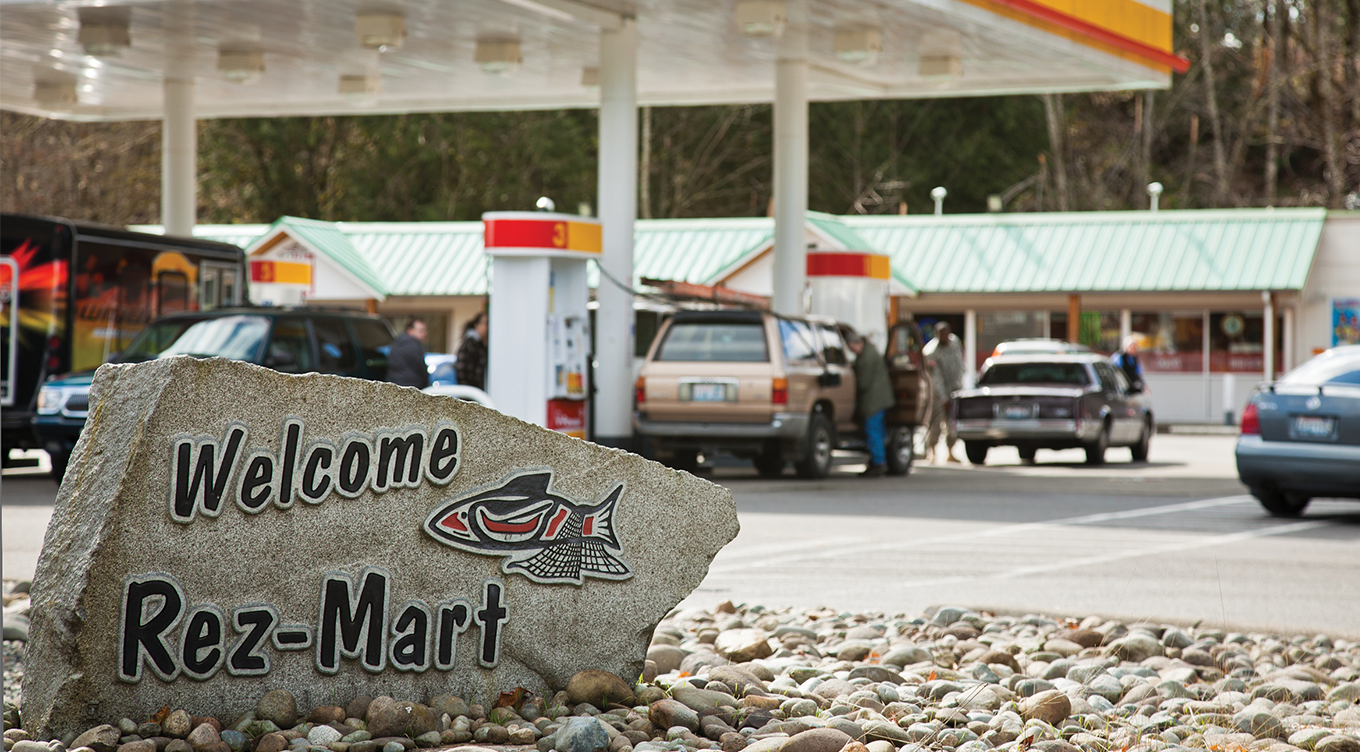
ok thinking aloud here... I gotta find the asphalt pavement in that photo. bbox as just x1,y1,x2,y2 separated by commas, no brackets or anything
5,435,1359,637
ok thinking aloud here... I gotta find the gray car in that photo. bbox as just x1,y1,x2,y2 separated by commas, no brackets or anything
1236,345,1360,516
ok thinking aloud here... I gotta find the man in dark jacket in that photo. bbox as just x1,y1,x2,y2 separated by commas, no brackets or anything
847,331,895,477
455,312,488,391
387,319,429,388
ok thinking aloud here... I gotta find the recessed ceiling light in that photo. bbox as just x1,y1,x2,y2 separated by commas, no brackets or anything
475,38,522,74
339,73,382,104
77,6,130,57
356,13,406,52
835,28,881,65
219,48,265,84
735,1,786,37
580,67,599,87
34,78,78,105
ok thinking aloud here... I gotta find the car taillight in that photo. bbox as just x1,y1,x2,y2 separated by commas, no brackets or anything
772,377,788,405
1240,401,1260,435
634,377,646,405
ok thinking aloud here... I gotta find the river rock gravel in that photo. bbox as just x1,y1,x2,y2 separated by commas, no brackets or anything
5,598,1359,752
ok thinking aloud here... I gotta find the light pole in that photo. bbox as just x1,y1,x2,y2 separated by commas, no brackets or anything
1147,182,1163,212
931,186,947,216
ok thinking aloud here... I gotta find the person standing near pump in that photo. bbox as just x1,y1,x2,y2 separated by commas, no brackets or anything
846,331,894,478
388,318,430,389
923,322,964,463
1111,335,1145,392
455,312,489,391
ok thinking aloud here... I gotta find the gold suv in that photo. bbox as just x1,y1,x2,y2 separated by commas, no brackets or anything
633,309,923,478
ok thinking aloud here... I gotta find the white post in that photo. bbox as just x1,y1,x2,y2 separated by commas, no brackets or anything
1262,291,1274,382
1119,309,1132,344
964,309,977,388
594,19,638,447
162,76,196,236
1282,305,1294,373
771,3,808,316
1222,373,1236,425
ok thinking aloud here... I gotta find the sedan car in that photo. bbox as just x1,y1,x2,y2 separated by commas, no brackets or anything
952,353,1154,466
34,308,395,480
1236,345,1360,517
991,338,1093,357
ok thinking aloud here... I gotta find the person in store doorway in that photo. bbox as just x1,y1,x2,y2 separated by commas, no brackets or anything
388,318,429,389
923,321,964,463
1111,334,1145,392
846,331,894,478
456,312,489,391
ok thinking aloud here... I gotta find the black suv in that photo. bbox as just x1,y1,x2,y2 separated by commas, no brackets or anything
33,308,396,479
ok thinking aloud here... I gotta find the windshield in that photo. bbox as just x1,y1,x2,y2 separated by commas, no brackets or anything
116,318,208,363
978,361,1092,386
137,315,271,362
656,321,768,362
1278,349,1360,386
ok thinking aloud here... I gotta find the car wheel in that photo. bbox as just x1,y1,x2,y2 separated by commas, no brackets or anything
887,425,915,476
1085,422,1109,465
964,441,988,466
753,447,786,478
49,450,70,483
1254,488,1311,518
795,412,835,479
1017,447,1037,464
1130,419,1152,462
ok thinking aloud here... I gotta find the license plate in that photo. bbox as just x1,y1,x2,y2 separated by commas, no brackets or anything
1290,415,1337,440
1000,404,1035,420
690,383,727,402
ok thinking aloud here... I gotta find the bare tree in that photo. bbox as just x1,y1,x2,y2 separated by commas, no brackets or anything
1042,94,1070,210
1197,0,1230,204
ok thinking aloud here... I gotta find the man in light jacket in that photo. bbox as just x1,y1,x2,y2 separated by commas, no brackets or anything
922,322,964,463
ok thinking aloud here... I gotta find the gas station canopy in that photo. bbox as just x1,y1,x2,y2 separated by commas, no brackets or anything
3,0,1183,121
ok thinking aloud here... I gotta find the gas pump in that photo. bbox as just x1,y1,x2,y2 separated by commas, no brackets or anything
806,251,892,350
482,211,601,438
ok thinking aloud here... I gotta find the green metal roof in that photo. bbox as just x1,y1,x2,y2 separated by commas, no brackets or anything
842,208,1328,293
338,221,487,297
142,207,1327,298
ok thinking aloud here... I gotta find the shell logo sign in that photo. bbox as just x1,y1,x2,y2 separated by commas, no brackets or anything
249,259,313,286
806,252,891,280
482,212,602,258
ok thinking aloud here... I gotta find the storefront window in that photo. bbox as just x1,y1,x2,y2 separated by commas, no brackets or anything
1078,311,1121,354
978,311,1044,368
1209,311,1283,373
1131,312,1203,372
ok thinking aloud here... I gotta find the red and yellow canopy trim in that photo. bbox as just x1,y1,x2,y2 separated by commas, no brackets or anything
962,0,1189,74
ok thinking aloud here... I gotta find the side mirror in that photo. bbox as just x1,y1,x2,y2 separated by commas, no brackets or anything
818,372,842,388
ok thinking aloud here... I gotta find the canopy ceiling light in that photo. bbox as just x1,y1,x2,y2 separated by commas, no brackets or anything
475,38,522,74
77,6,131,57
355,13,406,52
34,77,77,105
218,48,265,84
339,73,382,101
735,1,786,37
580,66,599,87
834,28,881,65
919,29,962,79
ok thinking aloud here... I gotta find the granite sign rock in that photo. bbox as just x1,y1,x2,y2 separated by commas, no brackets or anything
23,357,739,736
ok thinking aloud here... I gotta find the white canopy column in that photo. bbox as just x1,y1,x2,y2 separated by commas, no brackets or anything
161,19,196,237
771,2,808,316
594,19,638,448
